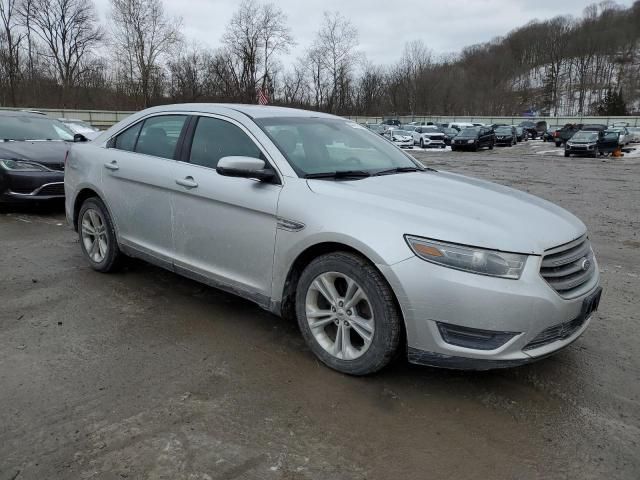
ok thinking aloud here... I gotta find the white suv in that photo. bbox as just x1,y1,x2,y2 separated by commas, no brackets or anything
411,126,446,149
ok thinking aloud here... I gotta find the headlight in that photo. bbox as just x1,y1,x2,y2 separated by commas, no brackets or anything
467,139,474,144
405,235,528,279
0,159,50,171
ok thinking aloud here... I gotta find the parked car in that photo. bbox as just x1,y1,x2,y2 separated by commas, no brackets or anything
564,130,621,157
441,127,458,146
412,126,446,148
449,122,475,132
451,126,495,151
381,119,401,127
543,126,561,142
59,118,101,140
494,126,517,146
564,131,602,157
0,110,72,204
554,124,582,147
607,126,630,146
514,126,528,142
627,127,640,143
518,120,546,139
383,128,414,148
366,124,386,135
65,104,601,375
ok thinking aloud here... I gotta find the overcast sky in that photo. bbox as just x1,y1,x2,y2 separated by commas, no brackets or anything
95,0,634,65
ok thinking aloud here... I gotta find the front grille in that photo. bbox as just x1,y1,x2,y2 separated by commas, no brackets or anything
429,136,443,141
37,183,65,196
524,315,587,350
540,235,595,297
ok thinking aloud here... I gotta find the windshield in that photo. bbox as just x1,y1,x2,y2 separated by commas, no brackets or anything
456,127,479,138
392,130,411,136
256,117,421,176
0,115,74,141
572,131,598,142
495,127,512,134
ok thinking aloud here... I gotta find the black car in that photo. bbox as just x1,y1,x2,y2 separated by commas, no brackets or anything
514,126,528,142
494,126,517,146
555,124,582,147
0,111,72,204
518,120,539,140
564,130,620,157
543,126,561,142
441,127,459,146
451,126,495,151
381,119,401,127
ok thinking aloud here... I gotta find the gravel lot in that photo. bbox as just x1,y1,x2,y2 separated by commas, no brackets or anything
1,139,639,480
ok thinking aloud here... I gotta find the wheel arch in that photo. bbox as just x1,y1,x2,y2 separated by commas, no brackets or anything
278,241,407,345
72,187,110,232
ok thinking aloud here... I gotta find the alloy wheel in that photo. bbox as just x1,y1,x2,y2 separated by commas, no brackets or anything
305,272,375,360
81,208,109,263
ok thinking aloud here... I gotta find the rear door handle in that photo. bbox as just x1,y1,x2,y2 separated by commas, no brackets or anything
104,161,119,171
175,176,198,189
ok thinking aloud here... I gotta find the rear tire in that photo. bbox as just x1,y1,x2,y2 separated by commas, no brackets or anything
295,252,402,376
555,141,562,147
564,151,570,157
78,197,122,273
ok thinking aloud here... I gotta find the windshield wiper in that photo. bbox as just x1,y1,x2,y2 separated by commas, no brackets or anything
374,166,424,176
304,170,372,180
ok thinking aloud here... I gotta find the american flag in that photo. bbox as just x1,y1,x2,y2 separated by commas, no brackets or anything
257,87,269,105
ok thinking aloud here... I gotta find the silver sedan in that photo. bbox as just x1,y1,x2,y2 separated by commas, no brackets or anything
65,104,601,375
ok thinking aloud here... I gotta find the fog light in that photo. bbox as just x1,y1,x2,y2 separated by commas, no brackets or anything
437,322,519,350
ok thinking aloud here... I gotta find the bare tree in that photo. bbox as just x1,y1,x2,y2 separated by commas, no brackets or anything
0,0,24,105
222,0,293,103
310,11,360,113
27,0,103,106
110,0,182,107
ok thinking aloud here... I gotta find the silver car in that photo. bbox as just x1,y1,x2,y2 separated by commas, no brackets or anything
65,104,602,375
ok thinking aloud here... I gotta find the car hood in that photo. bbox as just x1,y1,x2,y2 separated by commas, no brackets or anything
394,136,412,141
0,141,69,169
306,171,586,254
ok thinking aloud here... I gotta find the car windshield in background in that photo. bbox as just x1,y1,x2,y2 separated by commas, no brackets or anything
392,130,411,136
572,131,598,142
456,127,480,138
496,127,512,134
256,117,421,176
0,116,74,141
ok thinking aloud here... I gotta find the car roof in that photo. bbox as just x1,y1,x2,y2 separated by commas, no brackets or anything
135,103,339,120
0,110,50,119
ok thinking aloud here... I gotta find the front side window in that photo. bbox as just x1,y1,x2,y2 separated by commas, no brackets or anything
189,117,263,169
113,122,142,151
256,117,420,176
135,115,187,159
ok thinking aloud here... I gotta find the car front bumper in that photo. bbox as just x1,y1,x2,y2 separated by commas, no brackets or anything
0,170,65,203
379,253,601,369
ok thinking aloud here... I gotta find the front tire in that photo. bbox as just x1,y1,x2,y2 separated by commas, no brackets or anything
295,252,402,376
78,197,122,272
419,138,424,148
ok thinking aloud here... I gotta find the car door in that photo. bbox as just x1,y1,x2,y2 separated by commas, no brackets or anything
102,114,188,266
171,114,282,305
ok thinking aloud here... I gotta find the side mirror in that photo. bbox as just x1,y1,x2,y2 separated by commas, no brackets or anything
216,156,276,181
73,133,88,142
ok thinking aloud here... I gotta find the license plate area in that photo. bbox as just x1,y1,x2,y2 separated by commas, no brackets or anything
581,286,602,320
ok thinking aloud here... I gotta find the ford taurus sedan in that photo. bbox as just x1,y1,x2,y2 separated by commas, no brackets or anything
65,104,602,375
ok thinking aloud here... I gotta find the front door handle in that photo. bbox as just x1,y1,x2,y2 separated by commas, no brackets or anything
175,176,198,189
104,161,119,171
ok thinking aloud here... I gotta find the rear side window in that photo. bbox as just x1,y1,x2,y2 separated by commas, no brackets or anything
189,117,263,169
135,115,187,159
113,122,142,151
